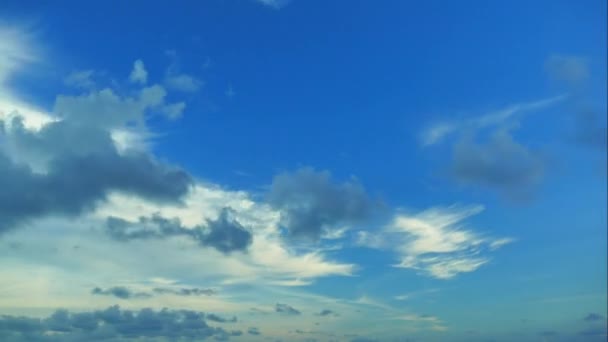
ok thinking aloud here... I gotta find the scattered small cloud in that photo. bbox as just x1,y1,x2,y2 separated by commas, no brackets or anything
206,313,237,323
152,287,217,296
545,55,589,85
315,309,338,317
129,59,148,85
275,303,301,315
248,327,261,335
584,313,605,322
91,286,151,299
64,70,95,89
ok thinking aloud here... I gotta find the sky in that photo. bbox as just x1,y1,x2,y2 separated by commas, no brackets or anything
0,1,606,341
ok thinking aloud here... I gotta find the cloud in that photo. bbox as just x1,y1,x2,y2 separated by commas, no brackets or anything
574,109,607,151
420,95,566,146
152,287,217,296
162,101,186,120
64,70,95,89
247,327,261,335
584,313,605,322
129,59,148,85
165,73,202,92
0,135,192,233
0,305,231,341
206,314,237,323
164,53,202,92
268,167,375,241
91,286,151,299
105,208,253,254
255,0,291,9
275,303,301,315
315,309,338,317
451,129,545,201
545,55,589,84
358,205,512,279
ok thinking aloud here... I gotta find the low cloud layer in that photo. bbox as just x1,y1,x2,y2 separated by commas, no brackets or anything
0,306,235,341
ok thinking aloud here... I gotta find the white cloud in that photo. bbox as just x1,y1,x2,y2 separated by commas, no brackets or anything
358,205,513,279
64,70,95,89
165,73,202,92
129,59,148,84
94,183,355,285
420,95,566,146
162,101,186,120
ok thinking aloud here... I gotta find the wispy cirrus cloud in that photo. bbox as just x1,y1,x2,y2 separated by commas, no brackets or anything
420,95,566,147
357,205,513,279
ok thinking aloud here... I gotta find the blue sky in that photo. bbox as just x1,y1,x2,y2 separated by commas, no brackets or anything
0,1,606,341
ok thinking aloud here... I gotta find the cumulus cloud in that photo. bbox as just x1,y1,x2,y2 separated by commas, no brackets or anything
275,303,301,315
268,167,375,241
0,305,232,341
91,286,151,299
129,59,148,85
419,96,565,200
0,127,191,233
451,129,545,201
357,205,512,279
105,208,253,254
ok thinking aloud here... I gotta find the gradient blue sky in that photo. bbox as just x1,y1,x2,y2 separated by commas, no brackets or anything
0,1,606,341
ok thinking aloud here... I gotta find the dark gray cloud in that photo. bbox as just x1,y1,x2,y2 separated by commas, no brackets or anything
315,309,338,317
247,327,261,335
152,287,217,296
105,208,252,254
268,167,374,240
0,116,192,234
275,303,301,315
91,287,151,299
0,305,234,341
206,314,237,323
584,313,605,322
451,130,544,201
